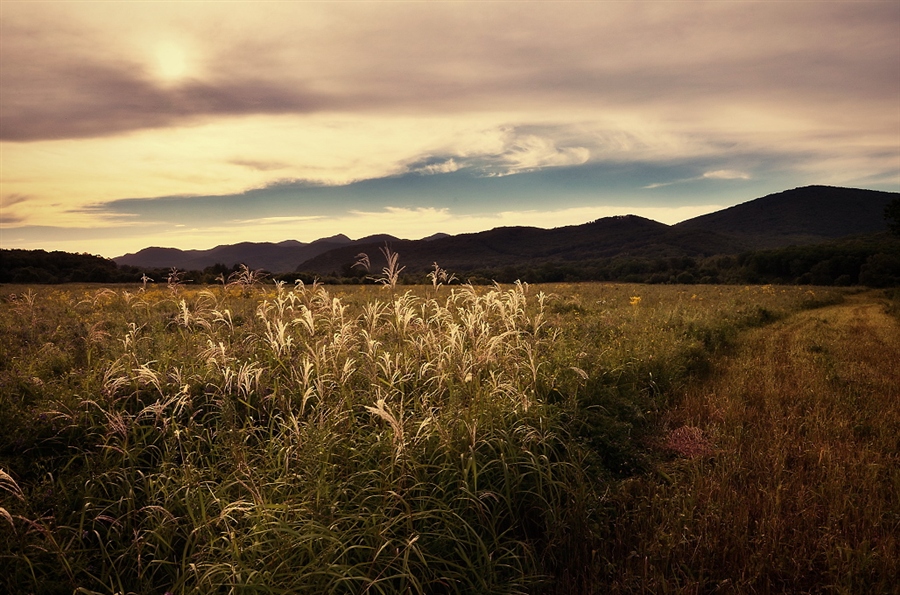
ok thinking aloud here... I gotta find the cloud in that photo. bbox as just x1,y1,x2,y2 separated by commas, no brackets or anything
0,194,35,226
1,193,31,207
644,169,752,189
3,2,896,142
480,131,591,176
234,215,323,225
229,159,290,172
403,127,591,178
0,213,25,226
407,158,461,176
702,170,751,181
348,206,452,222
1,63,329,141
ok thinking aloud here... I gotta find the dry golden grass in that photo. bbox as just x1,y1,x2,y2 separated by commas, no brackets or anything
602,291,900,593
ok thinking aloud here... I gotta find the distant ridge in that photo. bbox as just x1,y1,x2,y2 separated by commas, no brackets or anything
298,186,895,275
115,235,396,272
675,185,896,249
113,186,897,274
296,215,739,275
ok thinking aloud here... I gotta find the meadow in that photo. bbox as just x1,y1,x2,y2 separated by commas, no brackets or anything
0,280,896,594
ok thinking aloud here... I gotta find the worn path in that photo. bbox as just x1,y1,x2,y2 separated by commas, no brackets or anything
610,291,900,593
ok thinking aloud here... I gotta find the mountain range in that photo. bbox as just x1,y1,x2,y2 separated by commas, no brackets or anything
114,186,897,275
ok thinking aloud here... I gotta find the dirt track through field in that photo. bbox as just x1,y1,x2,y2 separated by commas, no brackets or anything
642,292,900,591
690,291,900,433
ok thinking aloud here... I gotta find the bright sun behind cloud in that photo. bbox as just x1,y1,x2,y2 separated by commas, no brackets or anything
154,41,189,82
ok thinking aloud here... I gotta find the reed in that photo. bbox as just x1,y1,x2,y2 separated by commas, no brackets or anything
1,282,589,593
3,281,888,594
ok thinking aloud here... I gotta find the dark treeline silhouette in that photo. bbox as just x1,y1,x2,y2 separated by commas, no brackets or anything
445,233,900,288
4,231,900,288
0,251,253,286
886,196,900,236
0,250,126,283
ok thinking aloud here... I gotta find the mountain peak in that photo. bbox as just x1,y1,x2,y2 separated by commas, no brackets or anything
675,185,895,249
311,234,352,245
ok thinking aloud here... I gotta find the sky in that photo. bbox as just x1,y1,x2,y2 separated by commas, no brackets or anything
1,1,898,258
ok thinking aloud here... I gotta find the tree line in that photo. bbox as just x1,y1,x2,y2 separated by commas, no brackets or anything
3,236,898,288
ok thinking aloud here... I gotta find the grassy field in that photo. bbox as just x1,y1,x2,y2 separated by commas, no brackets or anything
0,281,896,594
592,290,900,594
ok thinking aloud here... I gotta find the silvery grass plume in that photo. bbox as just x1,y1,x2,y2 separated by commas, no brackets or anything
228,264,267,294
140,273,154,292
167,268,188,294
0,468,24,527
427,262,458,293
48,279,575,593
354,243,405,290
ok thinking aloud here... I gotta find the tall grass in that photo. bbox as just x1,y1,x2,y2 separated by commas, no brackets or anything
3,281,882,594
0,282,594,593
